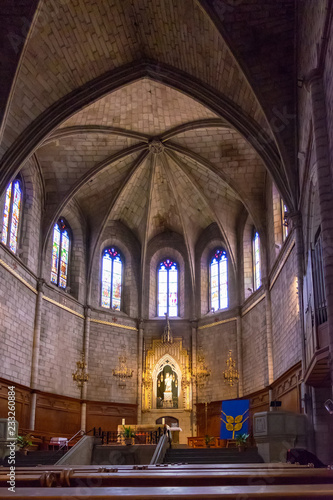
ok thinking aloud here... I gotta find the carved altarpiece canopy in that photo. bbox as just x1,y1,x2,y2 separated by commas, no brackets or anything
142,333,192,412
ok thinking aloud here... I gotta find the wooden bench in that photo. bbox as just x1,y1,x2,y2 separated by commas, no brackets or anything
1,465,332,488
1,484,333,498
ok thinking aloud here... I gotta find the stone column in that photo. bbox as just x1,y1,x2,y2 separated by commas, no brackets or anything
137,320,144,424
236,313,243,397
29,279,44,430
80,306,91,432
262,278,274,392
306,70,333,390
289,212,306,372
191,320,198,436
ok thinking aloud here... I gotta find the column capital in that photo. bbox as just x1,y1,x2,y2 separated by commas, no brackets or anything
37,278,45,293
261,277,270,291
288,210,302,229
84,305,91,318
304,68,322,92
190,318,198,329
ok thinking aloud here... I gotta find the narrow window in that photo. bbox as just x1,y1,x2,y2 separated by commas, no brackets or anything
51,218,70,288
281,199,289,241
210,249,228,311
158,259,178,317
1,179,22,254
101,247,122,310
253,231,261,290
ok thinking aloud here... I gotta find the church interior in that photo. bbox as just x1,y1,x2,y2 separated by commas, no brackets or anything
1,0,333,496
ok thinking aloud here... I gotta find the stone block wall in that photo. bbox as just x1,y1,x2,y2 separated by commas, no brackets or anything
87,311,138,405
38,290,84,399
270,246,301,381
241,296,267,395
197,319,238,403
0,248,36,387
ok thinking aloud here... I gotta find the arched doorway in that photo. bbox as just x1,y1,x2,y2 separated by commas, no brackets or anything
156,416,179,427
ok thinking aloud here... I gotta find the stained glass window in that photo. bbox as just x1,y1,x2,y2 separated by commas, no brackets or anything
158,259,178,317
210,249,228,311
51,218,70,289
253,231,261,290
281,199,288,241
1,180,22,254
101,247,122,310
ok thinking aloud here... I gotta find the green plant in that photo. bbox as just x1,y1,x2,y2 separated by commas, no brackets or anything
122,425,135,439
204,435,214,446
17,434,33,449
235,433,249,446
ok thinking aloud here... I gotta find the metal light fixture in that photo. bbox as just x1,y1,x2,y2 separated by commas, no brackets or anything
223,350,239,386
72,353,89,387
112,356,133,381
161,313,173,344
196,348,211,387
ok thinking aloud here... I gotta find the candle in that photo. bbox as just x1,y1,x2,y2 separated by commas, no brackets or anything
162,418,165,425
122,418,125,426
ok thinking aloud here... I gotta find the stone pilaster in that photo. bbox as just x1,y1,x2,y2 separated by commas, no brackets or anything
80,306,91,432
306,70,333,391
191,319,198,436
137,319,144,424
29,279,44,430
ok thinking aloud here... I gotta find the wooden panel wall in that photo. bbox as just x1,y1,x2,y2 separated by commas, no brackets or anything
0,378,137,434
35,393,81,435
0,378,31,428
86,401,137,432
271,362,302,413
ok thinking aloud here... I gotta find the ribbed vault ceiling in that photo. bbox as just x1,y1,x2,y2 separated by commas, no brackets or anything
0,0,297,281
34,77,266,277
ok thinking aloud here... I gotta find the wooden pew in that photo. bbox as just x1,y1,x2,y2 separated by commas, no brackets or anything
1,484,333,498
1,466,332,488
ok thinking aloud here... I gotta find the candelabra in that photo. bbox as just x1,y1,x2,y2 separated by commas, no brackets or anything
196,349,211,387
112,356,133,381
223,350,239,386
72,354,89,387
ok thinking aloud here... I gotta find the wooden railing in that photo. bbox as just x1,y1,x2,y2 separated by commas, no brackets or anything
93,427,161,445
187,437,223,448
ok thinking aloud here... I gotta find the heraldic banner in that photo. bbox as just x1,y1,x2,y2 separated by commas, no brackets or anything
220,399,250,439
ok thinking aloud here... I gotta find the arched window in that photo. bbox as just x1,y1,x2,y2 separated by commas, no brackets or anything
1,179,22,254
101,247,122,310
281,199,288,241
253,231,261,290
210,249,228,311
158,259,178,317
51,218,71,288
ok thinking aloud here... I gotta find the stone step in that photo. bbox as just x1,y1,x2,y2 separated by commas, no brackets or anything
164,447,264,464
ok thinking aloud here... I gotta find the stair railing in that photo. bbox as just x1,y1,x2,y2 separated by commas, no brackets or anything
150,433,168,464
56,429,87,452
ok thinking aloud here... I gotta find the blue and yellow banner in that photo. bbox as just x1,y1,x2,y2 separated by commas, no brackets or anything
220,399,250,439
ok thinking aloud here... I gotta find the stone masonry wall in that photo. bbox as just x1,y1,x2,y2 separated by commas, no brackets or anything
198,319,238,403
241,296,267,395
38,291,84,399
87,313,138,405
0,247,37,386
271,246,301,380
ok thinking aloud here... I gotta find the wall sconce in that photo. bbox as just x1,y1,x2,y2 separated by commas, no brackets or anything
196,348,211,387
72,354,89,387
223,350,239,386
112,355,133,386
